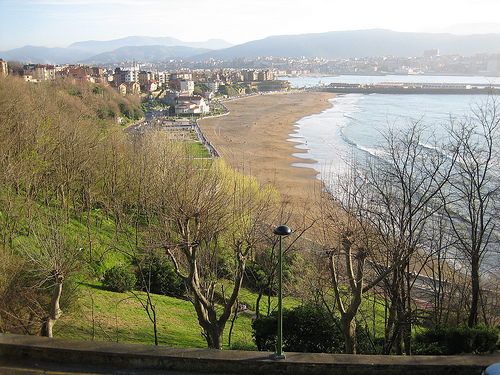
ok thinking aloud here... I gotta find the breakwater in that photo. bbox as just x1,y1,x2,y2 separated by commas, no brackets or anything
320,83,500,95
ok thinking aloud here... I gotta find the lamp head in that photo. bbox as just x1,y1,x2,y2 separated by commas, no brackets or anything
274,225,292,236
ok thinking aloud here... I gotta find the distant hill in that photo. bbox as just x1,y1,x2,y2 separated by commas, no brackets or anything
82,45,212,64
69,36,233,55
191,29,500,61
0,45,90,65
2,30,500,65
0,36,233,64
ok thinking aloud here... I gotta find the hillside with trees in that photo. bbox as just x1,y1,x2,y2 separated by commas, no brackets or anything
0,76,144,336
0,76,498,355
0,76,285,349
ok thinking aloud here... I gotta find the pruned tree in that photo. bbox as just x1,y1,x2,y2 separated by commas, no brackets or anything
319,170,407,354
19,212,83,337
138,133,279,349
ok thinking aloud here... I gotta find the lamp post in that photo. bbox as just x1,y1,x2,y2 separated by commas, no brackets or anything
273,225,291,359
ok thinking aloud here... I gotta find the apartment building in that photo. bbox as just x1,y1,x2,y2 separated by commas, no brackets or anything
170,72,192,80
125,68,139,83
23,64,58,81
157,72,169,86
243,70,258,81
180,79,194,95
258,70,274,81
206,81,220,93
138,71,152,86
113,68,128,85
0,59,7,77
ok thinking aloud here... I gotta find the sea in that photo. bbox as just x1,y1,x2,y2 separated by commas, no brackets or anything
284,75,499,186
285,75,500,275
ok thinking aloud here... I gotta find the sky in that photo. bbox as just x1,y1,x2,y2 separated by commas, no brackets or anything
1,0,500,51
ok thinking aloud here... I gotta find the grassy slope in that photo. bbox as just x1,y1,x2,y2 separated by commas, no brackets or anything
55,282,300,350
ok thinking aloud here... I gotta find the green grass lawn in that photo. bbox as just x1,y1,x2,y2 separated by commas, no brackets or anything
55,282,298,350
54,278,388,350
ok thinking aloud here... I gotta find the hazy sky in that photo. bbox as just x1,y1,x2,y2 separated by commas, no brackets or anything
1,0,500,51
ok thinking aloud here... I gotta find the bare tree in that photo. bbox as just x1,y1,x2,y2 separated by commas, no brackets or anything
20,212,83,337
444,96,500,327
324,119,453,354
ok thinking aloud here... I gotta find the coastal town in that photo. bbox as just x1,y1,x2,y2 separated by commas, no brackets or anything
1,49,500,117
148,49,500,77
0,58,291,115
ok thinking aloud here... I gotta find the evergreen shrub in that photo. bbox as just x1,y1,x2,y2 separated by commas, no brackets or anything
252,305,344,353
135,257,185,297
102,264,136,293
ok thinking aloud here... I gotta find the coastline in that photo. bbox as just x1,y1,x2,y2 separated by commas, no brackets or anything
198,91,335,213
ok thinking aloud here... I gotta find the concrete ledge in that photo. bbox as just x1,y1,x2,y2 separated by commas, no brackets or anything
1,333,499,374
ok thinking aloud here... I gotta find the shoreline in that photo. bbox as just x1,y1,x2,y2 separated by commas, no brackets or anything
198,91,335,213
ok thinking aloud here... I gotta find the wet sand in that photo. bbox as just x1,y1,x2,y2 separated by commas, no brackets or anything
198,91,334,218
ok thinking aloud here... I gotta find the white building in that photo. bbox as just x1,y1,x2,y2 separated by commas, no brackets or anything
175,95,209,115
180,79,195,96
171,72,192,80
207,81,220,93
157,72,170,86
124,64,141,82
125,69,139,83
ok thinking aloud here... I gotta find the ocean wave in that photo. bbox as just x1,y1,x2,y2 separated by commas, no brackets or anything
418,142,441,151
356,144,387,158
418,142,456,161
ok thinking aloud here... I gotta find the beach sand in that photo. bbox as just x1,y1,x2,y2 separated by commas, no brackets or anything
198,91,335,224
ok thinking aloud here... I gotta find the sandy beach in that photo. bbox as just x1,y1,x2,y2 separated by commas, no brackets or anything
198,91,335,220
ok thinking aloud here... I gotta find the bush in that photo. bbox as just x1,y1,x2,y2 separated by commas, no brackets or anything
413,325,499,355
102,264,136,293
135,257,185,297
252,304,377,354
252,305,344,353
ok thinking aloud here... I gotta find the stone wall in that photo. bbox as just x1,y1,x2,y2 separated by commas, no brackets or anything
0,334,498,375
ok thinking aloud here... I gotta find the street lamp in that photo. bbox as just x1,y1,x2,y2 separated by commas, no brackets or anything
273,225,292,359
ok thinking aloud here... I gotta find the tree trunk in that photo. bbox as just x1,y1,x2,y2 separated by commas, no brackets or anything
187,250,247,349
382,294,397,355
468,254,480,327
201,314,224,349
42,278,63,337
255,291,262,320
228,303,238,348
340,315,357,354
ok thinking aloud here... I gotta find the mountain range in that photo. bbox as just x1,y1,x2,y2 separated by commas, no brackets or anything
0,36,233,64
2,29,500,65
193,29,500,61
